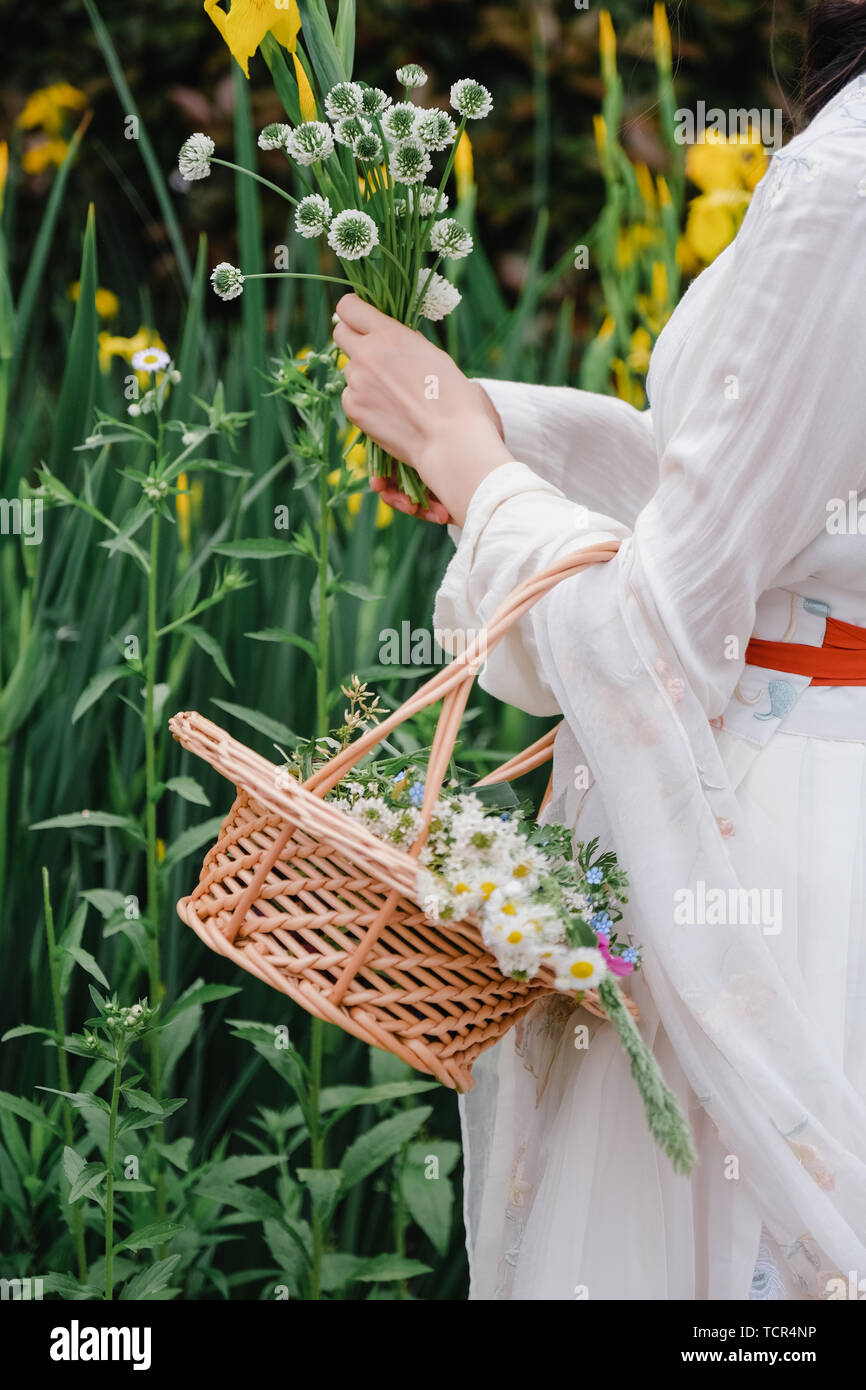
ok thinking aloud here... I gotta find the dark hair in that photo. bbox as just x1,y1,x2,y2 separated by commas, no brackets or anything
802,0,866,120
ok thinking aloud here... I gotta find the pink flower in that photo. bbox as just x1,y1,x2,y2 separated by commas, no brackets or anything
598,937,635,977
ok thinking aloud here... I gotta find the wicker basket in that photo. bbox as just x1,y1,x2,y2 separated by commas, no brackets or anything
169,541,622,1091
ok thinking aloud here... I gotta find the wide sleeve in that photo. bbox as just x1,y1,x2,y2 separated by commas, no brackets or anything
437,124,866,723
471,377,657,527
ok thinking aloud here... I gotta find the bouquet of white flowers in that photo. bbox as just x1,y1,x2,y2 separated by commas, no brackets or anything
178,63,491,507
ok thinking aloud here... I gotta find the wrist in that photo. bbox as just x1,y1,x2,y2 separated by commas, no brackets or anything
415,416,514,526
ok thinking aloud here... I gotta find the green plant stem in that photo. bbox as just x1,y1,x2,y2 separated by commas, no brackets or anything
306,418,334,1302
104,1048,123,1300
211,158,300,207
143,509,166,1224
42,868,88,1283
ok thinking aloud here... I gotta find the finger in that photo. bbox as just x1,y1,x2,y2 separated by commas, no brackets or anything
335,292,391,334
332,319,365,356
418,499,452,526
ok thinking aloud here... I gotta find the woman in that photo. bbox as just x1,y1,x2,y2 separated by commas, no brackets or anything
332,8,866,1300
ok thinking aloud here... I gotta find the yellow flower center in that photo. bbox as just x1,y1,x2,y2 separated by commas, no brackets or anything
507,930,523,945
570,960,594,980
501,902,516,915
480,881,496,900
512,863,530,878
455,882,470,894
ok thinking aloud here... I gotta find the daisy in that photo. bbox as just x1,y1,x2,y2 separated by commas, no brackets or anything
131,346,171,373
553,946,608,994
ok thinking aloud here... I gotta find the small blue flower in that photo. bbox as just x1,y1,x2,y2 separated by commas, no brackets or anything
621,946,639,964
585,867,603,885
500,812,511,821
592,912,613,935
409,780,425,807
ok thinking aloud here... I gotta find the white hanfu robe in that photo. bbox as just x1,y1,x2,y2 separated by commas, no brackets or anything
434,74,866,1301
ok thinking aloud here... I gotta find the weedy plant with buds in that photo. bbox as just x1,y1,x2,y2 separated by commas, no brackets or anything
178,64,493,506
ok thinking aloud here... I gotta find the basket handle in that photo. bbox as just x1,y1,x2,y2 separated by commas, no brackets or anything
304,539,620,837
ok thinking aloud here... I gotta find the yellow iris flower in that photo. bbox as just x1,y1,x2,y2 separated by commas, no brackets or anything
204,0,302,78
685,188,751,264
67,282,120,319
454,130,474,201
18,82,87,135
293,52,317,121
328,430,393,530
21,140,69,175
686,127,768,194
98,325,168,387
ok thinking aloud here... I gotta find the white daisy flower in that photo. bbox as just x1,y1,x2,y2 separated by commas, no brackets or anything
450,78,493,120
178,132,214,181
294,193,332,238
396,64,428,89
415,185,449,216
389,138,432,185
552,946,608,993
430,217,473,259
383,102,420,142
257,123,291,151
211,262,245,301
324,81,364,121
131,346,171,373
416,109,457,151
327,209,379,260
360,86,392,117
333,114,371,147
285,121,334,166
414,268,461,321
353,130,384,164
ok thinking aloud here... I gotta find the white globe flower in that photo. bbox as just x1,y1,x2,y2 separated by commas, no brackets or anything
210,262,245,301
257,123,291,151
414,268,461,321
333,114,371,147
416,109,457,151
388,138,432,186
324,81,364,121
415,185,449,216
450,78,494,120
285,121,334,166
396,64,428,89
327,209,379,261
294,193,332,238
131,346,171,373
429,217,473,259
382,101,419,142
353,130,384,164
360,86,391,117
178,132,214,181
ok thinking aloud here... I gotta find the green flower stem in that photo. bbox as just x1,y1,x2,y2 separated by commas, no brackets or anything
104,1046,124,1301
42,868,88,1284
211,157,299,207
242,271,357,289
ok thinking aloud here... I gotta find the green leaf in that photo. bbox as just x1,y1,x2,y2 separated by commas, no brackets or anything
0,624,58,744
263,1219,309,1295
114,1220,185,1253
334,0,356,75
61,945,109,989
68,1161,107,1204
71,666,132,724
160,817,225,869
79,888,125,919
295,0,347,90
212,538,297,560
48,204,98,474
203,1154,284,1184
244,629,318,663
400,1141,461,1256
160,983,239,1024
1,1025,55,1043
335,579,384,601
194,1178,283,1224
321,1080,438,1133
155,1137,194,1172
180,623,235,687
296,1167,342,1223
319,1253,430,1292
119,1255,182,1301
339,1106,432,1193
122,1088,186,1118
30,810,141,835
41,1272,101,1300
0,1091,62,1137
211,700,296,748
164,775,211,807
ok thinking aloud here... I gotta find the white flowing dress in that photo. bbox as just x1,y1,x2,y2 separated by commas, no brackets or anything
434,74,866,1301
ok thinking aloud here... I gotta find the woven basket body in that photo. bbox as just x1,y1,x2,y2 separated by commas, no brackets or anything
170,542,620,1091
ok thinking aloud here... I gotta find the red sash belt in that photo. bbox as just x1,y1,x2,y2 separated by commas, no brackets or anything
745,616,866,686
